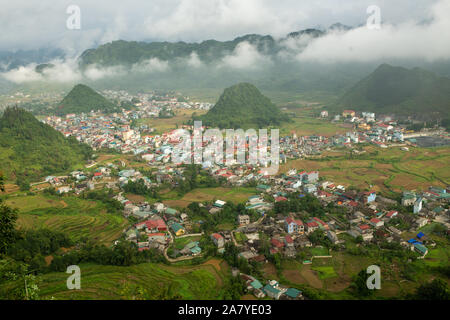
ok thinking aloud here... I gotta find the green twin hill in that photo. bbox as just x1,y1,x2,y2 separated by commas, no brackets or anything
0,107,92,182
197,82,289,129
57,84,118,115
338,64,450,119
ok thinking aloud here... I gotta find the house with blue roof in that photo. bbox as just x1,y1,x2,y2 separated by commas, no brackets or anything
285,288,302,299
414,243,428,256
263,284,282,300
250,280,263,290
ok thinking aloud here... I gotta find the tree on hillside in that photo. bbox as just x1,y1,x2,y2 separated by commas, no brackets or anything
0,175,20,254
415,279,449,300
351,269,374,298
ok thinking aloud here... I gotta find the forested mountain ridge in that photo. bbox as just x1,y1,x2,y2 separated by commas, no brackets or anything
57,84,118,115
196,83,289,129
0,107,92,182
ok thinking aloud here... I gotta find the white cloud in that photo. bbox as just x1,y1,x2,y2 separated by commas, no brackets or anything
295,0,450,63
83,64,125,81
1,59,82,83
2,0,450,83
219,42,272,70
41,59,82,82
2,65,43,83
133,58,169,73
185,52,203,68
1,56,173,84
0,0,442,53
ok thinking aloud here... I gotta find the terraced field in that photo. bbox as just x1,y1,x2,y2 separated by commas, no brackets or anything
39,259,227,300
10,195,129,245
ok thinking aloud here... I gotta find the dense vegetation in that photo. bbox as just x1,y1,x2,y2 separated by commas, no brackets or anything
0,107,93,182
196,83,289,129
175,164,225,196
337,64,450,120
81,189,124,214
123,179,158,198
56,84,119,115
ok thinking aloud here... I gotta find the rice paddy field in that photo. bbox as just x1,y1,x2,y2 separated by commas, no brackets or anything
280,145,450,196
161,187,258,208
280,117,350,137
6,195,129,245
38,258,229,300
136,109,207,135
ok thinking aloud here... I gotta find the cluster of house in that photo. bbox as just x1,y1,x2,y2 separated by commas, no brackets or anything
43,94,211,156
325,109,444,147
123,201,198,253
239,273,303,300
209,174,448,272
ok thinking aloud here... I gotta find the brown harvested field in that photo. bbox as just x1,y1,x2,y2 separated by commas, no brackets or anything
299,265,323,289
280,145,450,194
97,154,116,162
126,194,146,204
31,182,51,192
262,263,279,281
163,199,191,208
282,269,307,285
3,183,19,194
203,258,224,272
241,294,258,300
323,275,351,292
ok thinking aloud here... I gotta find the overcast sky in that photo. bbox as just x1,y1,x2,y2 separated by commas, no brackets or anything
0,0,443,54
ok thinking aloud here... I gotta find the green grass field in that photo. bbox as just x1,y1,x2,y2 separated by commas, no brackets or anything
311,247,330,256
311,266,338,280
172,236,202,250
234,232,247,244
39,260,227,300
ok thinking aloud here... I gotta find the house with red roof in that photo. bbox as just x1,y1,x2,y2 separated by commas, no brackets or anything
361,191,377,204
358,224,371,233
271,238,285,249
211,233,225,248
136,219,167,233
285,217,304,234
385,210,398,219
369,218,384,228
93,172,102,178
284,235,294,247
306,221,319,234
317,190,333,198
313,217,329,230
